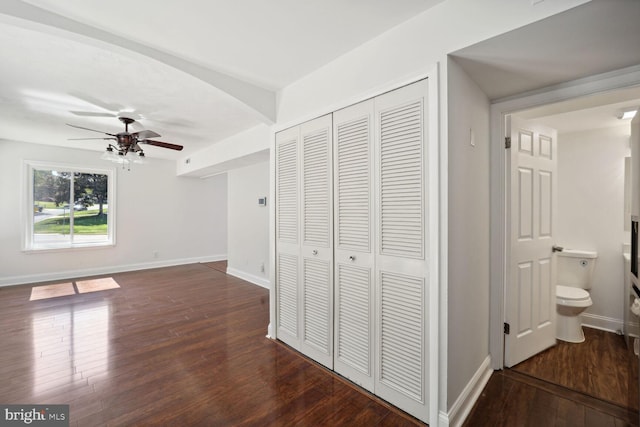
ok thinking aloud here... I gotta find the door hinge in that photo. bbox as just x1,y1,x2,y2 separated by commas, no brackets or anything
505,137,511,149
504,322,510,334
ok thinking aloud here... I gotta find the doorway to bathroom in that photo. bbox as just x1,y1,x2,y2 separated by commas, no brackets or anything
493,77,640,410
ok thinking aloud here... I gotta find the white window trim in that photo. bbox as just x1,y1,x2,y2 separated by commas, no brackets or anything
23,160,117,252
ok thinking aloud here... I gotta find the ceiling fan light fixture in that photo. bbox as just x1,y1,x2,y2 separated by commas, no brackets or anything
101,146,118,161
68,117,183,168
133,152,148,164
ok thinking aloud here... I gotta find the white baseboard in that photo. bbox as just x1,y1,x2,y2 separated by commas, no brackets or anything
0,254,227,287
226,267,270,289
581,313,623,334
439,355,493,427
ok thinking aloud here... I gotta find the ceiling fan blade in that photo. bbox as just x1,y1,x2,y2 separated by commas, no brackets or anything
66,123,117,137
70,111,117,117
142,139,184,151
133,129,161,139
67,137,116,140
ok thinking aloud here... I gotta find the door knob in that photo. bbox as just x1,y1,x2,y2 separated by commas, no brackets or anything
349,255,356,262
312,250,318,256
552,245,564,253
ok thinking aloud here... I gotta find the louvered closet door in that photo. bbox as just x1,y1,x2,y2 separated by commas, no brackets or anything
333,99,375,391
373,80,429,421
275,126,301,349
299,114,334,368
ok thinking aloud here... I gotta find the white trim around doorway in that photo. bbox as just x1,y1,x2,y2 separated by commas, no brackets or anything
489,64,640,369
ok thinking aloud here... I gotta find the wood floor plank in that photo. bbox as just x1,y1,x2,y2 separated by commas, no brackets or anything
0,264,423,426
512,327,638,411
464,370,638,426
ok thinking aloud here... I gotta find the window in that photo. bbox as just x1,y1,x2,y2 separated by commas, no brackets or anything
24,161,115,251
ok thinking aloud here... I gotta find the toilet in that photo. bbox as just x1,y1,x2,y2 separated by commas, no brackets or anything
556,249,598,343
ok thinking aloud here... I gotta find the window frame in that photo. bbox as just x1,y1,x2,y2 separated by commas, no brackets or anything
23,160,116,252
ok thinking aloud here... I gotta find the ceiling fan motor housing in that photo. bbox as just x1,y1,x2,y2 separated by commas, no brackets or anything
67,117,183,154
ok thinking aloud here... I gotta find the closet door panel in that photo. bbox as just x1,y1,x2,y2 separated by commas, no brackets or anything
300,115,334,368
333,100,375,390
275,126,301,348
374,80,429,421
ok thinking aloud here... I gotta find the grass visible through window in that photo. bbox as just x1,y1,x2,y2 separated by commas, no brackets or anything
34,210,108,235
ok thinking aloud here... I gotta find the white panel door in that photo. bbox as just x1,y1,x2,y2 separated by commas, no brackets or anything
505,116,558,367
275,126,301,349
299,114,334,368
373,80,429,422
333,99,375,391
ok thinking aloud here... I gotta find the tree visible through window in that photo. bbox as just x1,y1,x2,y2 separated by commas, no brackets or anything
27,162,114,250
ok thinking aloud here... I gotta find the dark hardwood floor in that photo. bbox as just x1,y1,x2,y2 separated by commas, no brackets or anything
5,263,639,426
512,327,638,411
465,327,639,426
464,369,638,427
0,263,422,426
202,260,228,274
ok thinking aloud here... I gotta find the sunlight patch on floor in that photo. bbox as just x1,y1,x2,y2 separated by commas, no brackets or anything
30,277,120,301
76,277,120,294
29,282,75,301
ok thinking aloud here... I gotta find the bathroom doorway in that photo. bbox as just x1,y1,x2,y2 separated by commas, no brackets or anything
499,84,640,409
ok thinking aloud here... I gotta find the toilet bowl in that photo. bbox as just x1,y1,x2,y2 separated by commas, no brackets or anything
555,249,597,343
556,285,592,343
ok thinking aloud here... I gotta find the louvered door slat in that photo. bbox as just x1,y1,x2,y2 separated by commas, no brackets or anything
303,129,330,246
337,116,370,251
333,101,375,391
299,114,333,369
374,80,428,422
303,259,331,352
379,271,424,401
336,264,371,375
277,254,298,337
277,138,298,243
275,127,301,349
379,100,423,258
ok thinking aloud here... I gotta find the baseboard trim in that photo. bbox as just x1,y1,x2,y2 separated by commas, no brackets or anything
581,313,623,334
0,254,228,287
226,267,270,289
439,355,493,427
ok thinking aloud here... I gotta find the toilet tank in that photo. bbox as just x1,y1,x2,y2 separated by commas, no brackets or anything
556,249,598,290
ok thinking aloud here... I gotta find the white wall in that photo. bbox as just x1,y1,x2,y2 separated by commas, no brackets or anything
0,140,227,286
446,58,491,413
272,1,589,422
227,161,270,288
177,124,271,177
277,0,588,126
557,124,631,330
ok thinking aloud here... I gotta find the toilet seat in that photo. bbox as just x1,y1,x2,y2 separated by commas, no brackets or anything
556,285,592,307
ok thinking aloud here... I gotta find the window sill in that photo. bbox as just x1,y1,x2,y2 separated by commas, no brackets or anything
23,242,115,254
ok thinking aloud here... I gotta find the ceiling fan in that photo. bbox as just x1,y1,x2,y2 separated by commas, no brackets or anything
67,117,183,160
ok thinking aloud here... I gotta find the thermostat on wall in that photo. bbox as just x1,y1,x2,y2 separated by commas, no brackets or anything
258,197,267,206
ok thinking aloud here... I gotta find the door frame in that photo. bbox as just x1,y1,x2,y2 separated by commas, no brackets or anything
489,65,640,369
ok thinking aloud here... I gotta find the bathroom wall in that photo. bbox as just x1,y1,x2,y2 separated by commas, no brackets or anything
557,124,631,331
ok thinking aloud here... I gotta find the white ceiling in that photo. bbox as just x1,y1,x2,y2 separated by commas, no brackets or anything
2,0,640,162
0,0,444,160
516,86,640,134
452,0,640,136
